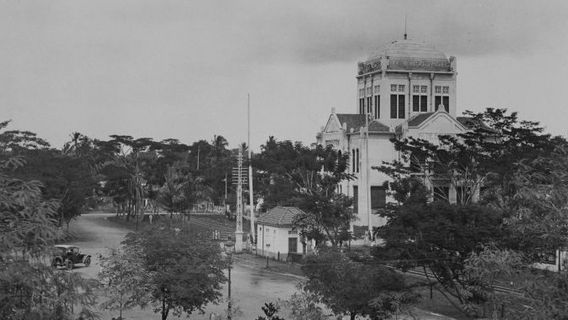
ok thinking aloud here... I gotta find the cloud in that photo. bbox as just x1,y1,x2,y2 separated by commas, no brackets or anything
1,0,567,147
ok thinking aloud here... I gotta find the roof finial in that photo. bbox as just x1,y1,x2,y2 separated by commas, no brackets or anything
404,14,407,40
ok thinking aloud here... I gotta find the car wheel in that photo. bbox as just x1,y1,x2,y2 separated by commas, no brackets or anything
83,256,91,267
65,260,74,270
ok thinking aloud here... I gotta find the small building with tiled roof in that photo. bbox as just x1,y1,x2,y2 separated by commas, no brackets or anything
256,206,306,260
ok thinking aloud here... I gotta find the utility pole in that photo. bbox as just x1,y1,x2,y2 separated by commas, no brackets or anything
365,112,372,237
248,94,255,245
227,253,232,319
224,241,234,320
234,147,244,253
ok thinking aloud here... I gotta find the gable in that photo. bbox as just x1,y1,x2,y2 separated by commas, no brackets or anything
323,114,342,133
406,112,467,142
414,112,467,134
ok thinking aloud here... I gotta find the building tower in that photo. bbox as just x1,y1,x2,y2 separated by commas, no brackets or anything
317,37,468,236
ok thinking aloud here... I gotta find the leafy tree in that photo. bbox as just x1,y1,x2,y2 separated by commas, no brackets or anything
302,249,414,320
101,136,155,227
373,200,505,317
122,225,227,320
254,138,304,208
278,286,326,320
463,245,524,318
506,142,568,260
0,121,98,320
0,120,50,153
98,248,151,320
254,138,355,247
11,149,96,229
373,109,565,317
255,302,285,320
376,108,559,207
519,265,568,319
489,142,568,319
186,136,233,206
463,246,568,320
157,164,189,221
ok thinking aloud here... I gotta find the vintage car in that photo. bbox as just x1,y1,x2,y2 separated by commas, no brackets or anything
51,245,91,269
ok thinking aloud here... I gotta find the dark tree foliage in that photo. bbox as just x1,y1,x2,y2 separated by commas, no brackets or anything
373,108,565,317
255,302,285,320
122,226,227,320
376,108,560,208
302,249,416,320
506,141,568,261
254,137,355,247
0,122,98,320
374,200,505,313
0,120,50,153
11,149,96,229
254,137,315,209
186,136,233,206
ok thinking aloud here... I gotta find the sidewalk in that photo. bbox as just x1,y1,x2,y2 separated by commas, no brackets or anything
232,252,304,279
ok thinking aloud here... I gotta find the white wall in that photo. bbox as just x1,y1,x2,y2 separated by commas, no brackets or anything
349,132,398,228
257,224,301,260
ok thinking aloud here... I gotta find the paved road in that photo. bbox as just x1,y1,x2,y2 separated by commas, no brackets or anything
66,213,455,320
66,212,301,320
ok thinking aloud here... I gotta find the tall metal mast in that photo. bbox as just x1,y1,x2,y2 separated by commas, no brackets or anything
248,94,255,243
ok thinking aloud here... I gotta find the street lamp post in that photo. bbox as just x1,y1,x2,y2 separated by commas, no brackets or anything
224,240,234,320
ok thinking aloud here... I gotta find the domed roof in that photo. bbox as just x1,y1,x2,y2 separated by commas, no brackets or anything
358,39,453,74
370,39,447,61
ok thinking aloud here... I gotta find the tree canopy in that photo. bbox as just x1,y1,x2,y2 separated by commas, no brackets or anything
122,226,227,320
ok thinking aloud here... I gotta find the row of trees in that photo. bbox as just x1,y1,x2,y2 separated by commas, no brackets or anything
4,106,567,319
0,121,99,319
246,109,568,319
370,108,568,318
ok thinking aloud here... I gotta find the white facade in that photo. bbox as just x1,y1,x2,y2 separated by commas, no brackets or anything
255,207,306,261
257,224,302,260
317,38,469,234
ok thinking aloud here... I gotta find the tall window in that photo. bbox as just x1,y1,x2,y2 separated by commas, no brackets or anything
353,186,358,213
374,85,380,119
352,149,360,173
374,95,380,119
371,186,386,209
434,85,450,112
390,84,406,119
366,96,372,114
356,148,360,173
352,149,356,173
412,85,428,112
359,88,365,114
390,95,405,119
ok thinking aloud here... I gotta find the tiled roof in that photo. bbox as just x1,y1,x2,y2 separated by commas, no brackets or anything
368,120,390,132
257,206,305,227
407,112,435,127
336,114,367,133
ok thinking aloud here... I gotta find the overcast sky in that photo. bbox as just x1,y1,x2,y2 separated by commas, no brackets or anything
2,0,567,150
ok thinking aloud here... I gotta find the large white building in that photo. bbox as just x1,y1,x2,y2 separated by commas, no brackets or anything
317,37,476,233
